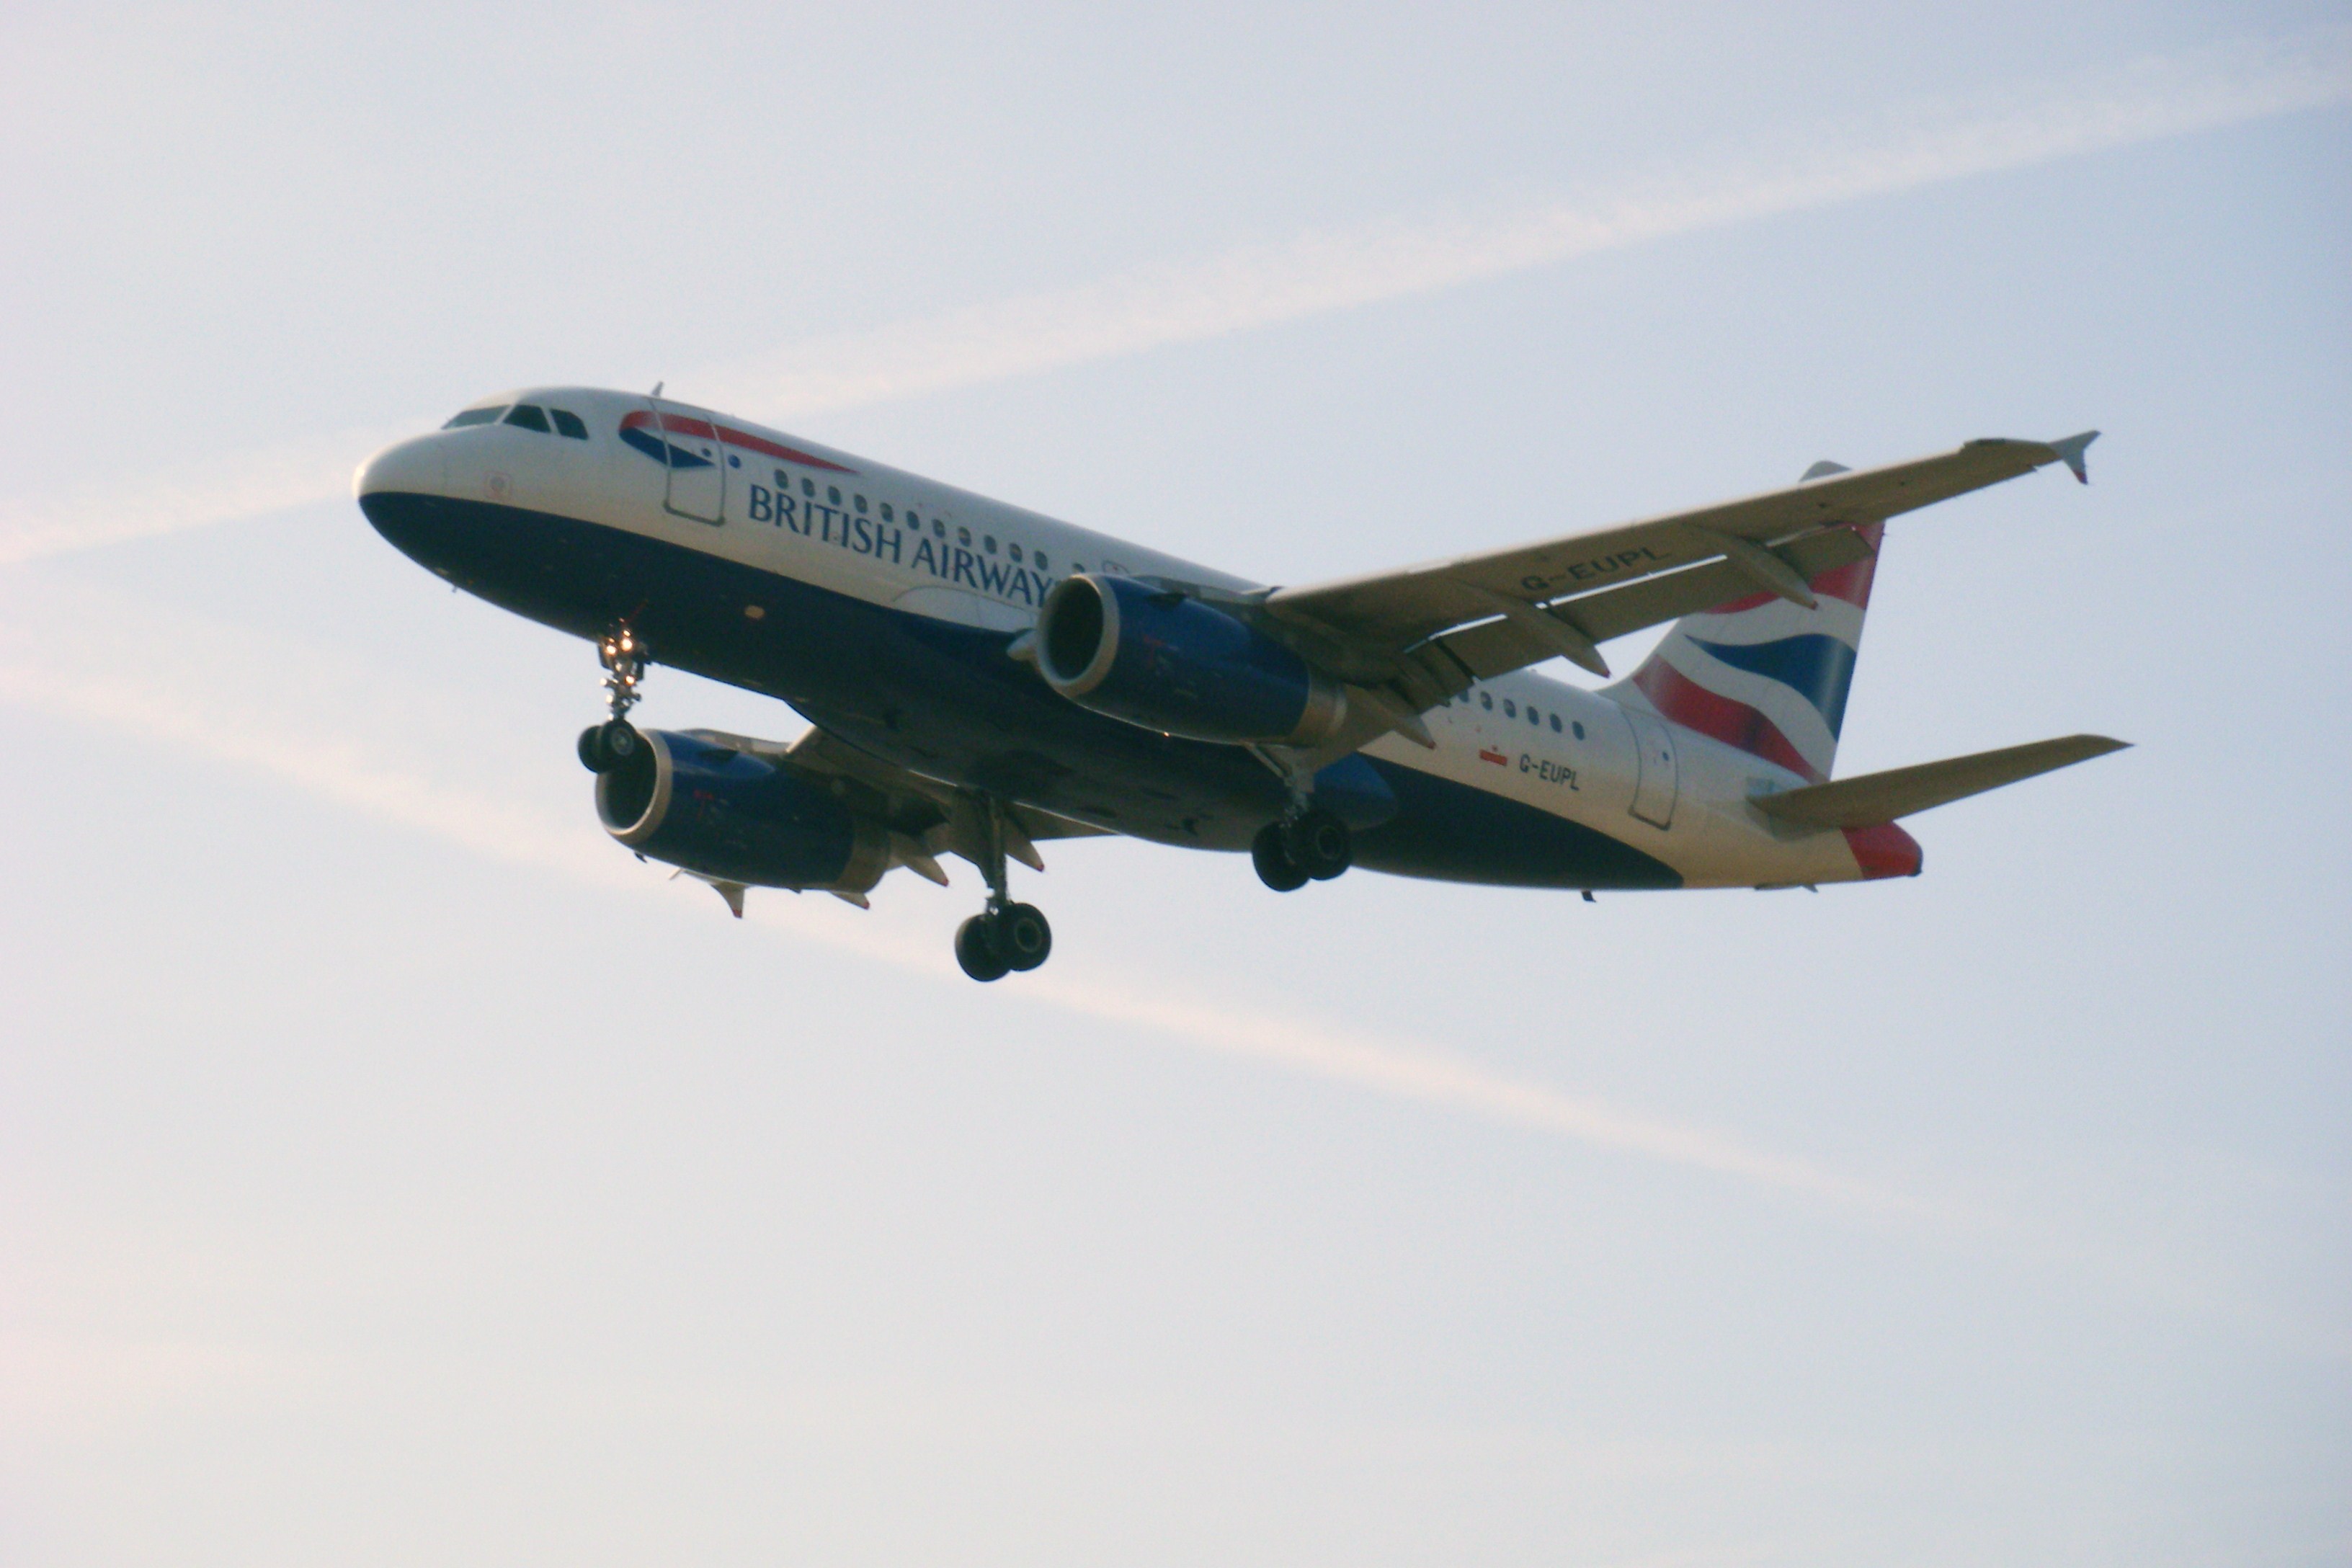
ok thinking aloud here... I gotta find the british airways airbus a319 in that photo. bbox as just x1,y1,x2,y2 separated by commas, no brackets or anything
355,388,2124,981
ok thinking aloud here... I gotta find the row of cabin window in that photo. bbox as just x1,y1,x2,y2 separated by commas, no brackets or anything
1455,687,1587,739
772,469,1053,573
443,404,589,439
438,411,1054,573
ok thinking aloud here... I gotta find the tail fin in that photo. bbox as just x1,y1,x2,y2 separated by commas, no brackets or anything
1605,512,1884,785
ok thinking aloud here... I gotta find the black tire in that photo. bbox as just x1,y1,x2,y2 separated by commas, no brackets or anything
1252,822,1309,892
576,721,641,773
955,914,1010,982
1283,807,1353,881
996,903,1053,971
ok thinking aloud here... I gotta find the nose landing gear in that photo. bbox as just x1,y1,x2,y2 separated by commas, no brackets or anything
577,625,649,773
955,796,1054,982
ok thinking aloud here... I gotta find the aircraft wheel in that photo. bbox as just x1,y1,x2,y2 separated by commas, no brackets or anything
1283,807,1353,881
956,914,1010,982
579,720,642,773
996,903,1053,971
1252,822,1309,892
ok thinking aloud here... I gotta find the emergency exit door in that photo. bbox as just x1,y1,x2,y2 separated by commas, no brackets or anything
1625,708,1679,829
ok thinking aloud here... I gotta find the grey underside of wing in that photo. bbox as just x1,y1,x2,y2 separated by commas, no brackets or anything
685,726,1110,841
1264,437,2070,654
1752,735,2130,829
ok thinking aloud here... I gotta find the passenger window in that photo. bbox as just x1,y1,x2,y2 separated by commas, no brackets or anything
803,478,815,498
1034,553,1048,571
503,404,551,433
827,486,841,505
1009,543,1023,563
957,527,971,546
549,409,588,439
1529,707,1541,726
855,495,868,514
1479,692,1493,711
984,535,997,554
1549,713,1562,733
1503,700,1516,718
1572,721,1586,739
933,520,946,538
442,406,506,428
881,503,894,522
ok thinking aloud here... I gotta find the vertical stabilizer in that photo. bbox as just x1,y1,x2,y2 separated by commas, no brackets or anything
1605,520,1883,784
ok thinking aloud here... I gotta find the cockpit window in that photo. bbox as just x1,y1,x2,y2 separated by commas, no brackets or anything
549,408,588,440
443,406,507,428
504,404,552,433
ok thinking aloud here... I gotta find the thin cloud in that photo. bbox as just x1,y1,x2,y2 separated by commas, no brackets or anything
700,30,2352,419
1016,970,1941,1219
0,568,1934,1222
0,422,409,571
1,30,2343,569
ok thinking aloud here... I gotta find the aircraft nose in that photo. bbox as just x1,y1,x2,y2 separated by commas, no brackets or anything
354,434,447,500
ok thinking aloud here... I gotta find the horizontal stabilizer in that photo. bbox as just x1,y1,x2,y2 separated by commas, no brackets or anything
1753,734,2129,829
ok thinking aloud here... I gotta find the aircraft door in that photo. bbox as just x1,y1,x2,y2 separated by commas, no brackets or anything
1624,708,1678,829
647,394,727,525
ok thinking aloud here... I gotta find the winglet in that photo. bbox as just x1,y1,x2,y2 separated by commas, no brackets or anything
2046,430,2098,485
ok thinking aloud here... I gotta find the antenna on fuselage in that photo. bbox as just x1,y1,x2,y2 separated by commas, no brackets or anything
650,380,664,397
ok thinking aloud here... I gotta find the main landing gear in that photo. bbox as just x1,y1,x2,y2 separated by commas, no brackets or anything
577,625,648,774
955,795,1054,983
1251,806,1352,892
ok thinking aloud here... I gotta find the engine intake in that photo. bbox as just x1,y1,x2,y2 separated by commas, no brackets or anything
1035,574,1348,747
597,729,892,894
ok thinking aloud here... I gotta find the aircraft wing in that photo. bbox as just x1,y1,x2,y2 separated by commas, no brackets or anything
1257,433,2096,702
683,725,1108,891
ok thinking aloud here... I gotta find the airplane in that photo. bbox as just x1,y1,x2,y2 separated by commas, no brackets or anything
355,388,2126,981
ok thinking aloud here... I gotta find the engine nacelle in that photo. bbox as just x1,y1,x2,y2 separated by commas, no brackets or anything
1035,574,1348,746
596,729,891,894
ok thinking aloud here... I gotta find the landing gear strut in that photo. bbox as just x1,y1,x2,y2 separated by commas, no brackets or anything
1244,744,1353,893
956,796,1054,982
577,625,649,773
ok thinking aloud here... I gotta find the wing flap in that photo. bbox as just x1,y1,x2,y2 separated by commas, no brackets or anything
1752,734,2129,829
1430,525,1876,681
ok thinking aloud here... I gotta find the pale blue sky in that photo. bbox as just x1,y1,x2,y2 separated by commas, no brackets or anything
2,5,2347,1564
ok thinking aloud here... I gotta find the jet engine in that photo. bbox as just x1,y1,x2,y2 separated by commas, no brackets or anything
596,729,894,896
1034,574,1348,747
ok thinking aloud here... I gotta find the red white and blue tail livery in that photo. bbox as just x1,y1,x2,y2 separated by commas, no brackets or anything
356,392,2123,979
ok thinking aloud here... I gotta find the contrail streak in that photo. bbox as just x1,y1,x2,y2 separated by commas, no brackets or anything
0,568,1939,1221
1,31,2342,568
